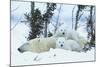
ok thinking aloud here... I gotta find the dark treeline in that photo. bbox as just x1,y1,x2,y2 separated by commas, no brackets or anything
74,5,95,47
24,2,56,40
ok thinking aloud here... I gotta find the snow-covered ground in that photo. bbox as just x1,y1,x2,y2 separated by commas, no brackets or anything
11,1,95,66
11,23,95,66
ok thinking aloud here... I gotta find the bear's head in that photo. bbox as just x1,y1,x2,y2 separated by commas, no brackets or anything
55,26,67,37
53,23,70,38
56,37,66,49
18,42,31,53
18,38,40,53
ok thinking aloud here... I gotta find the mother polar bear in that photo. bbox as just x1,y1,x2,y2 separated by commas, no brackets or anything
18,37,56,53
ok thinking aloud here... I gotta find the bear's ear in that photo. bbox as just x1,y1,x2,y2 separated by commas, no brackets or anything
24,42,29,45
55,38,58,41
38,39,40,42
65,37,68,40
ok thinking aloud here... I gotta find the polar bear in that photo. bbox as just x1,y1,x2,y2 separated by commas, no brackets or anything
18,37,56,53
53,24,67,37
53,24,87,48
56,37,83,52
66,30,87,48
53,24,80,40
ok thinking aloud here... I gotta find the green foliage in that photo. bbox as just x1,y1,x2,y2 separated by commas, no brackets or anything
86,6,95,47
48,31,53,37
75,5,87,30
43,3,56,37
78,5,86,11
24,2,44,40
24,2,56,39
75,5,95,47
43,3,56,21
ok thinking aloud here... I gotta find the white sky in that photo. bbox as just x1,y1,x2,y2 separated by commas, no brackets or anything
11,1,77,23
11,1,31,22
11,1,94,34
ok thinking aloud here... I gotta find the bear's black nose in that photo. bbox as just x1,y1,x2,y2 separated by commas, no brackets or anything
18,48,24,53
62,32,65,35
61,44,63,47
18,48,21,52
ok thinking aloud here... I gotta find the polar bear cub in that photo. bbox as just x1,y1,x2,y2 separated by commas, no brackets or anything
56,37,83,52
53,24,80,42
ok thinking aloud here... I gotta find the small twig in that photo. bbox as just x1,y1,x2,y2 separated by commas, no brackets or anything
33,55,39,61
11,6,19,12
10,21,20,31
11,16,22,31
54,54,56,57
78,12,84,20
51,22,56,27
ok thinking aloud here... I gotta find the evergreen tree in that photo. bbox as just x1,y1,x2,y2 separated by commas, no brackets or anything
48,31,53,37
24,2,43,40
86,6,95,47
75,5,95,47
75,5,86,30
74,5,95,47
43,3,56,37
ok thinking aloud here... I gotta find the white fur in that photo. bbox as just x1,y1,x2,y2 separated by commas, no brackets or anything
56,37,83,52
53,24,87,48
53,25,67,38
18,37,56,53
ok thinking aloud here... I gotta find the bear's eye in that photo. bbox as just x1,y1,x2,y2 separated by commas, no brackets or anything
61,29,62,31
59,41,61,43
63,42,64,43
25,43,29,45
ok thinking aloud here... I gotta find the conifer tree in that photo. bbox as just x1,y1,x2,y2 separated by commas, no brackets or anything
24,2,43,40
43,3,56,37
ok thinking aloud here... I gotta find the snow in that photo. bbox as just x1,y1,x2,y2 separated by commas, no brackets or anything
11,23,95,66
11,1,95,66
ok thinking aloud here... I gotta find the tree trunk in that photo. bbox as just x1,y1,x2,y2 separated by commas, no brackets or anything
90,6,95,46
72,6,76,29
31,2,34,17
54,4,62,33
44,21,48,37
75,9,80,30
